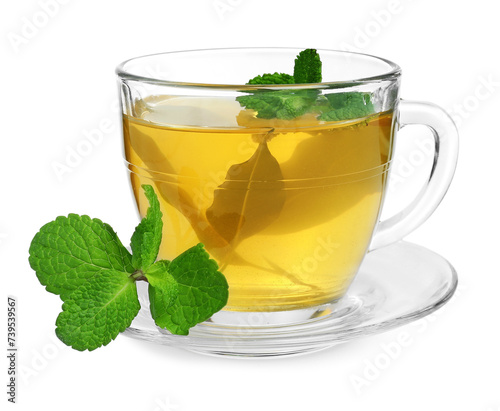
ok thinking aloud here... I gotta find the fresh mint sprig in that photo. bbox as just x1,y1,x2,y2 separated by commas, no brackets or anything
28,185,229,351
237,48,375,121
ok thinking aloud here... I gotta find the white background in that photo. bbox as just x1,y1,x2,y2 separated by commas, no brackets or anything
2,0,499,410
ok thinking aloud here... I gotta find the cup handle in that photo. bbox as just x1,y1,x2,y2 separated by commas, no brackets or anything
369,99,459,250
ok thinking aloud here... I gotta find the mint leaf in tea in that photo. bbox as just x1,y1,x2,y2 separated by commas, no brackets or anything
237,48,375,121
206,139,285,246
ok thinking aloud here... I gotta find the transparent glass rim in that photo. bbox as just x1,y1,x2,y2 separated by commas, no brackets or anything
115,47,402,90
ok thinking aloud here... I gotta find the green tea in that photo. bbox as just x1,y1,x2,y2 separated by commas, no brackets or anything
123,96,395,311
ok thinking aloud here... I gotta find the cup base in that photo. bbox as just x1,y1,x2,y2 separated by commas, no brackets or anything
124,241,457,357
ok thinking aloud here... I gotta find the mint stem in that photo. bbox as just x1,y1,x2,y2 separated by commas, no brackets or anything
130,270,147,282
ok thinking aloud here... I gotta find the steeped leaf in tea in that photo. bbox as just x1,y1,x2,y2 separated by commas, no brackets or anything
206,137,285,246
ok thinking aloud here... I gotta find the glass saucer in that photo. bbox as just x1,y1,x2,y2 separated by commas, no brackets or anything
124,241,457,357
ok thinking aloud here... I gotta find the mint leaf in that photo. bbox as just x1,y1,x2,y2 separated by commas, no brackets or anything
56,270,140,351
236,48,322,120
29,214,134,296
144,260,178,319
145,244,228,335
206,141,285,243
130,184,163,271
277,91,317,119
293,48,322,83
237,48,376,122
237,90,316,120
248,73,295,85
28,185,229,350
318,92,375,121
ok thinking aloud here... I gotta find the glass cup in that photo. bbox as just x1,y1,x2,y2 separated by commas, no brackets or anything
116,48,458,324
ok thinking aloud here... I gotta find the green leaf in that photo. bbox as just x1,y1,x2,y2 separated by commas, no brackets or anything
237,89,317,120
28,184,230,351
28,214,134,297
293,48,322,83
145,244,228,335
318,92,375,121
55,270,140,351
276,91,317,119
248,72,295,85
144,260,177,319
130,184,163,270
237,49,377,122
206,141,285,244
236,48,322,120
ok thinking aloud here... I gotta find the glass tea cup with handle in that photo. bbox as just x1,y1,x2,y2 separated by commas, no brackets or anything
117,48,458,324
